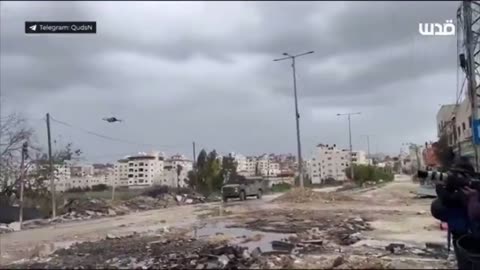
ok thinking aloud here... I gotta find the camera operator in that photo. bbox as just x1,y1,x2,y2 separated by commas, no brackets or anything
430,157,480,270
461,186,480,222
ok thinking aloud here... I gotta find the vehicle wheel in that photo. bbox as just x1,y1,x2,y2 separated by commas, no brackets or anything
239,191,246,201
256,189,263,199
222,196,228,202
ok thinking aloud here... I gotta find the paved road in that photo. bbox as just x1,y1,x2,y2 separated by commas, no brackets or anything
0,193,281,265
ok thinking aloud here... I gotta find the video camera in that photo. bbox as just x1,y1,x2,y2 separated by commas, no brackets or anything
417,169,480,191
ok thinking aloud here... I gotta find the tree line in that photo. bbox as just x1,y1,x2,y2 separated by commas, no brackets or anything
187,149,237,195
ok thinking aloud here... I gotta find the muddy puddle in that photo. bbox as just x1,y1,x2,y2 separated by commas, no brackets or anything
190,221,293,253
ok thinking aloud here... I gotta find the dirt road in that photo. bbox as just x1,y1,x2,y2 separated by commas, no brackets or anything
0,194,281,265
1,176,453,269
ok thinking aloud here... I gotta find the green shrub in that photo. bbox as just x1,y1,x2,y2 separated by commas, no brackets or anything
271,183,292,193
345,164,394,184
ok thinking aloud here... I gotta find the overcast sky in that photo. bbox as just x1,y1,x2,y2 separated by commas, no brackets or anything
1,1,461,162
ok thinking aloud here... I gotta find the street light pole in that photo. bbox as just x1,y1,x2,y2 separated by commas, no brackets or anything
274,51,314,188
337,112,361,181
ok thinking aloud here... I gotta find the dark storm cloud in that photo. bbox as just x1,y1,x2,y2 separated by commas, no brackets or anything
0,1,461,160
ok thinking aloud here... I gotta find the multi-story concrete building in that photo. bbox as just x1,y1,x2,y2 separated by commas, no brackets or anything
125,152,165,187
156,154,193,187
53,163,72,192
351,151,368,165
308,144,351,184
230,153,247,174
70,164,94,177
243,156,258,176
436,100,475,163
255,154,280,177
113,159,130,187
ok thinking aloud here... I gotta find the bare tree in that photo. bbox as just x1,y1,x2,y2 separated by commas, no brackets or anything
0,113,82,206
0,113,35,204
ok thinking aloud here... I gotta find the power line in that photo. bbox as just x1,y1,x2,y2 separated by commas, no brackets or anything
49,116,186,150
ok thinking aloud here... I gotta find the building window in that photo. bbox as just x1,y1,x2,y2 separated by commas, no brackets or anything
469,116,472,128
327,157,332,160
458,126,461,137
139,162,144,166
462,122,466,131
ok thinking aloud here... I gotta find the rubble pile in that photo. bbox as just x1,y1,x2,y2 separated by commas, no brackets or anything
63,198,119,216
122,195,172,211
3,191,211,232
272,188,354,204
234,209,371,247
8,234,263,269
0,222,20,234
330,255,393,269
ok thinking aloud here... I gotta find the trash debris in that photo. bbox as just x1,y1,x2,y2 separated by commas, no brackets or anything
106,234,119,240
7,234,260,269
385,243,406,254
271,240,295,252
272,188,354,204
4,189,210,233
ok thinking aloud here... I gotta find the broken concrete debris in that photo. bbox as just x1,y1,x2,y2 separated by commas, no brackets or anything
8,233,262,269
272,188,354,204
2,191,212,233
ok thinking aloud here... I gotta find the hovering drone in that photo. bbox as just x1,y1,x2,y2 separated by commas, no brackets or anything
103,117,123,123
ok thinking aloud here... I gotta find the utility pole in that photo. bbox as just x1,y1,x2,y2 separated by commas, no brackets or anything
192,141,196,171
46,113,56,218
458,1,480,170
111,174,116,201
274,51,314,188
366,135,370,158
18,141,28,229
464,1,480,171
337,112,361,181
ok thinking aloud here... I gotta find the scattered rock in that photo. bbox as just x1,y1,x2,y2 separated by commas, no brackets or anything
272,240,295,251
0,223,14,234
273,188,354,203
416,210,427,215
251,247,262,258
218,255,229,267
242,250,251,259
385,243,406,254
425,242,445,250
9,221,21,231
332,256,345,268
106,234,119,240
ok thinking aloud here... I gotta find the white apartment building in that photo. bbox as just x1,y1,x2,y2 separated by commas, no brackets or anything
243,156,257,176
351,151,368,165
230,153,247,174
156,155,193,187
70,164,94,177
255,155,280,177
53,163,72,192
114,159,129,187
126,152,165,187
308,144,350,184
